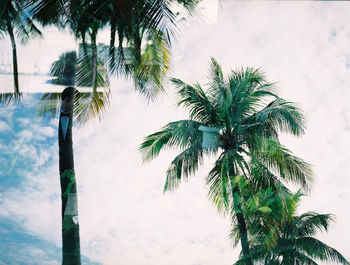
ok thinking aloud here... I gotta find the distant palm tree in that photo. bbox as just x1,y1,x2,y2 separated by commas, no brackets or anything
140,58,312,265
0,0,41,99
38,50,110,126
234,192,350,265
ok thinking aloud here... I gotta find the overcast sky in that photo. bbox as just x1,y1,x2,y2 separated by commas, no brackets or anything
0,1,350,264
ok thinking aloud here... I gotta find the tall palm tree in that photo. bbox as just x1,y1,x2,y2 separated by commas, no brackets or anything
0,0,42,99
36,50,110,264
140,58,312,265
233,192,350,265
58,86,80,265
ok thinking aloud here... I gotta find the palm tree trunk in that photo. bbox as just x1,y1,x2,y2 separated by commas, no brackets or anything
6,17,20,98
59,87,81,265
232,186,253,265
91,29,97,89
228,161,253,265
132,5,142,64
109,18,116,70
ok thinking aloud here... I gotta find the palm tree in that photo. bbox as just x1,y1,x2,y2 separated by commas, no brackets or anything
58,86,80,265
0,0,42,99
36,50,110,264
140,58,312,265
30,0,199,99
234,192,350,265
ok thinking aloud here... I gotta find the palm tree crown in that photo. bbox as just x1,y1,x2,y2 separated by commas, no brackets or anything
141,58,312,195
140,58,313,265
0,0,42,99
234,192,350,265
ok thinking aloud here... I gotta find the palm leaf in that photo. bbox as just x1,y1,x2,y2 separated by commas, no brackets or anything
140,119,202,161
296,237,350,264
164,143,203,192
251,139,313,192
132,32,171,100
172,78,218,125
253,98,306,136
73,89,110,127
206,152,231,212
295,212,334,237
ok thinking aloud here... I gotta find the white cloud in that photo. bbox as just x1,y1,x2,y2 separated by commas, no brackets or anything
17,117,31,126
36,126,55,138
17,129,33,140
0,120,10,133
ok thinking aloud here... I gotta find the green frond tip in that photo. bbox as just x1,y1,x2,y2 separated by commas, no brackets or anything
163,143,203,193
208,57,224,83
171,78,218,125
254,98,307,136
251,139,313,192
139,120,203,162
133,33,171,101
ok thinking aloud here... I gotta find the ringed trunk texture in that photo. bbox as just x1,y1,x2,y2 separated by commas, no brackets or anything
58,87,81,265
228,160,253,265
6,18,20,97
232,187,253,265
91,29,97,89
109,18,116,69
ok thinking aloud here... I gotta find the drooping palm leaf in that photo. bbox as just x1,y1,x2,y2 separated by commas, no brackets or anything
295,236,350,265
164,143,203,192
250,139,313,191
172,78,218,125
140,119,202,161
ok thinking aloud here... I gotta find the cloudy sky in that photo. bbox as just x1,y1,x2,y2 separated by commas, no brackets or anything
1,1,350,264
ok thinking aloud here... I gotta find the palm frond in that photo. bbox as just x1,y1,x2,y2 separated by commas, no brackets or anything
133,32,171,100
36,92,62,119
16,13,43,43
295,212,334,237
249,156,290,194
28,0,67,27
206,57,232,119
206,152,231,212
216,67,276,127
75,52,110,89
164,143,203,192
0,92,21,105
42,47,110,126
172,78,218,125
296,237,350,265
285,251,318,265
73,89,110,128
252,139,313,192
206,151,250,213
140,120,202,161
253,98,306,136
229,67,267,97
142,0,177,46
233,244,269,265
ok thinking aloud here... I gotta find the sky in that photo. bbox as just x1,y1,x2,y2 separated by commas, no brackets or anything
1,1,350,264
